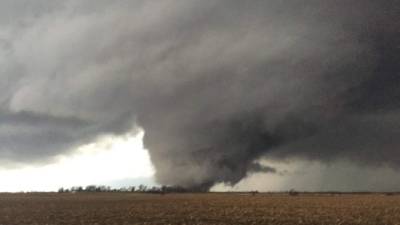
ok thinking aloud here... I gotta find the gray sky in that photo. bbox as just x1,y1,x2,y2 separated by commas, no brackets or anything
0,0,399,191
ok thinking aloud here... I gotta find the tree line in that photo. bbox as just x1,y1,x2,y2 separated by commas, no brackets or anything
58,185,205,194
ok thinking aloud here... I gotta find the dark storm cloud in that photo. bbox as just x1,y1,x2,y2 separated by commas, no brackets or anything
0,0,399,189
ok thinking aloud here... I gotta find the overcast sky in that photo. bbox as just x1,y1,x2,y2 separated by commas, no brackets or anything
0,0,399,192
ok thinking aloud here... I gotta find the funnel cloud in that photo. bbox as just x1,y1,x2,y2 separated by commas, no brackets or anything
0,0,399,190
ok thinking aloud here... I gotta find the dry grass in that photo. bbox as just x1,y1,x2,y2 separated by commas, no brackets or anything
1,193,400,225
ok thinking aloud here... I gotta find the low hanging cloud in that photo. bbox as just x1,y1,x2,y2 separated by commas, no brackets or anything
0,0,399,189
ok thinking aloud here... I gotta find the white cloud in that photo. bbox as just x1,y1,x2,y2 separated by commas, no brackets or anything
0,130,154,192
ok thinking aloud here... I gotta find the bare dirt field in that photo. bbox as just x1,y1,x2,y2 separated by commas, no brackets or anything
1,193,400,225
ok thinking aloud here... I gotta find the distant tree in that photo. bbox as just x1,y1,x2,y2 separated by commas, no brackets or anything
251,191,259,196
289,189,299,196
96,185,110,192
85,185,97,192
71,186,84,192
58,187,64,193
147,186,162,193
128,186,136,192
138,184,147,192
